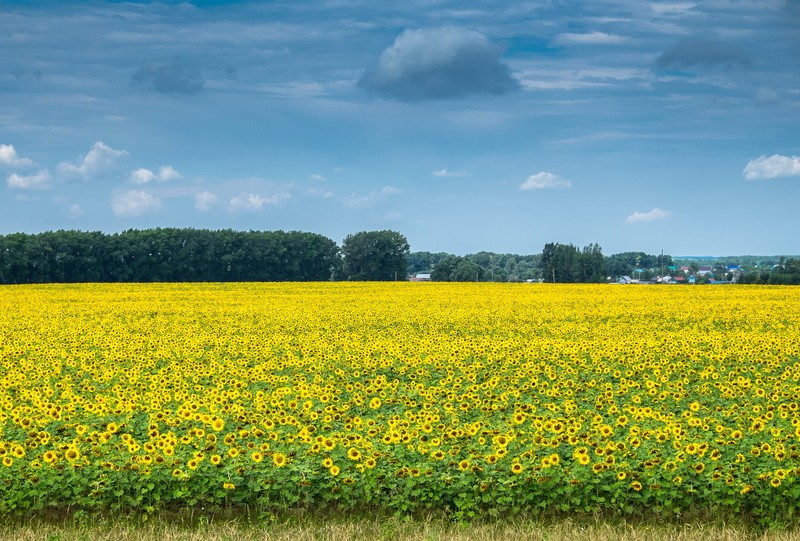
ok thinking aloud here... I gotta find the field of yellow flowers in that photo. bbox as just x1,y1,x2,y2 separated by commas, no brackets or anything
1,283,799,523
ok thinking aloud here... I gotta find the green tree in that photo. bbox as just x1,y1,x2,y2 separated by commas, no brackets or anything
541,242,578,283
0,228,340,283
341,230,410,281
431,255,485,282
406,251,452,275
769,257,800,285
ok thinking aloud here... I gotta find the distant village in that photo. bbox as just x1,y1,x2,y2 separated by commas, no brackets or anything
409,265,744,284
406,249,800,285
615,265,743,285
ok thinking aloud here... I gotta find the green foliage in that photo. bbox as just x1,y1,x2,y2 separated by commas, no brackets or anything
341,230,410,281
430,256,485,282
541,243,607,283
406,251,452,275
0,229,340,284
418,252,541,282
606,252,672,281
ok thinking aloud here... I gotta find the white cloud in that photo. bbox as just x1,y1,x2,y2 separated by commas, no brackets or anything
228,192,290,212
58,141,128,179
433,168,467,177
310,173,326,181
743,154,800,180
130,165,182,184
625,208,671,224
343,185,401,209
158,165,182,182
307,187,334,198
519,171,571,190
0,144,34,167
650,2,696,15
129,168,155,184
112,189,162,217
7,169,51,190
553,32,628,46
195,191,218,211
67,203,84,218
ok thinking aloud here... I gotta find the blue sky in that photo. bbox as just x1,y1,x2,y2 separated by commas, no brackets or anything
1,0,798,256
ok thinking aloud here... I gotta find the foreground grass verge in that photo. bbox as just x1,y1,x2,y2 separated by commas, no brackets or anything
3,511,800,541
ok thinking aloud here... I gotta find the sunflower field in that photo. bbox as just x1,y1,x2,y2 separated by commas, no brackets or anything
1,283,799,523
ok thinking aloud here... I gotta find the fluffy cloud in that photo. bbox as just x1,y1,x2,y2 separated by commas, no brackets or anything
343,185,401,209
132,58,204,95
553,32,628,46
309,174,325,182
519,172,571,190
112,189,162,217
129,165,182,184
655,38,751,70
433,168,467,177
359,26,519,101
0,144,34,167
228,192,290,212
195,191,218,212
7,170,51,190
743,154,800,180
306,187,334,198
57,141,128,179
625,208,671,224
67,203,85,218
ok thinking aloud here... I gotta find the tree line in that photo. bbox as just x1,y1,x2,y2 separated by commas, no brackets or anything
0,229,402,284
411,244,675,284
1,229,796,284
736,257,800,285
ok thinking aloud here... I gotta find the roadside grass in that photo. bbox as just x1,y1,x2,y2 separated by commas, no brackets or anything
4,511,800,541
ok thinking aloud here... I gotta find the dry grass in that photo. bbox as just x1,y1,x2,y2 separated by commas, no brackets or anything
4,514,800,541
